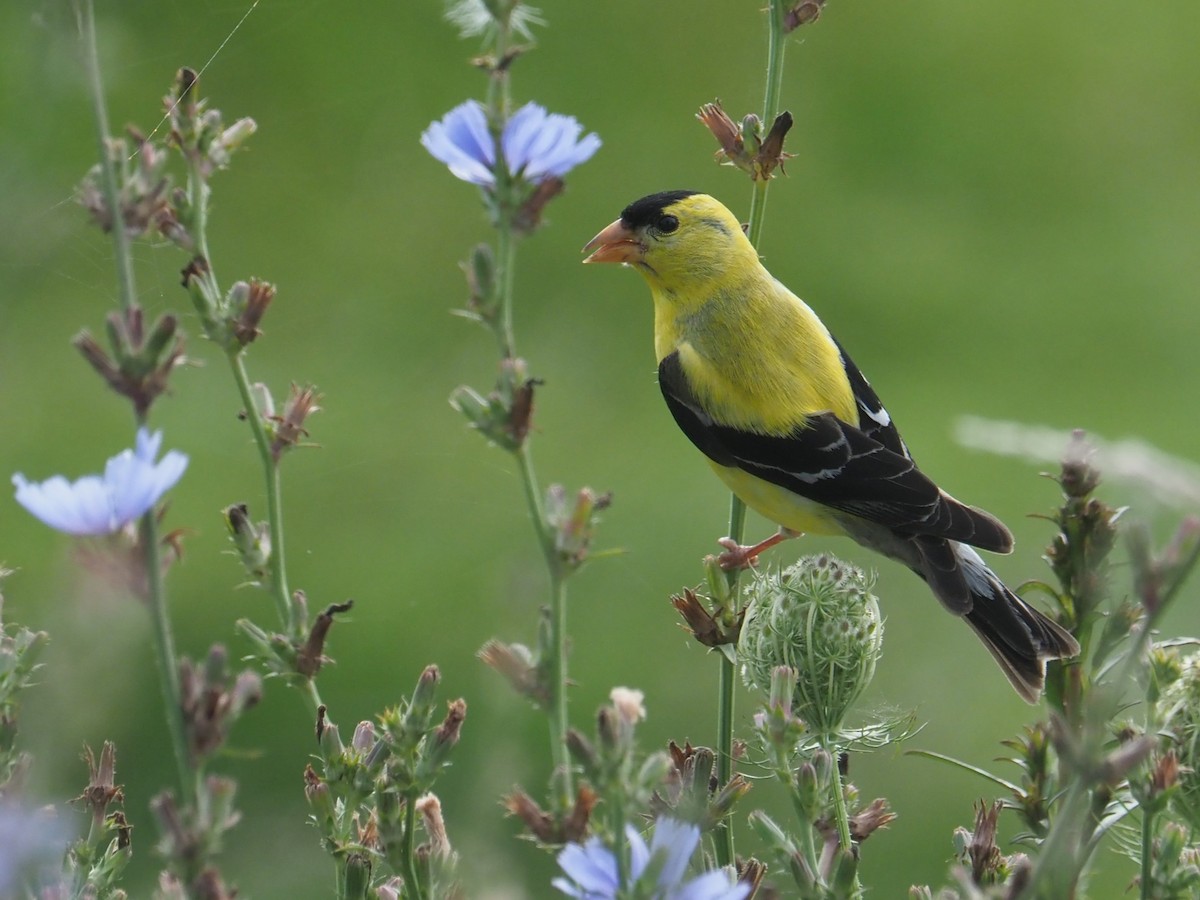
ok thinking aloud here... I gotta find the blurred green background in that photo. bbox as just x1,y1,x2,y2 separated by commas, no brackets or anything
3,0,1199,895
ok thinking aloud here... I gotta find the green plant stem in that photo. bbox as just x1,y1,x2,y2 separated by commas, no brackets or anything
79,0,191,802
611,792,628,889
514,444,574,808
76,0,136,314
712,660,736,869
712,0,792,868
746,0,789,251
546,571,572,808
1026,604,1168,896
226,352,296,636
1140,803,1154,900
494,215,518,360
784,785,822,886
140,509,192,799
403,791,424,900
482,14,573,801
713,490,743,867
827,747,854,863
333,861,346,900
484,16,517,360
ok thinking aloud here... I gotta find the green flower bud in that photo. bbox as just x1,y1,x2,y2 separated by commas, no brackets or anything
739,555,883,735
1156,650,1200,830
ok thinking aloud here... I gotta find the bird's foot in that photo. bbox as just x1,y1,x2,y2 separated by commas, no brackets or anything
715,531,798,571
715,537,758,571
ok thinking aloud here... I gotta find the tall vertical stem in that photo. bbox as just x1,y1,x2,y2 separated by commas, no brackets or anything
140,509,192,798
78,0,191,798
76,0,136,315
713,0,791,868
515,444,574,807
226,353,296,637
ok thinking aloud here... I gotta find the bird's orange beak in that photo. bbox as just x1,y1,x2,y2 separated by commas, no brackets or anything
582,219,644,264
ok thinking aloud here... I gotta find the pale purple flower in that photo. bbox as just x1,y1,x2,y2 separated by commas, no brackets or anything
553,817,749,900
0,802,70,893
12,428,188,536
421,100,600,187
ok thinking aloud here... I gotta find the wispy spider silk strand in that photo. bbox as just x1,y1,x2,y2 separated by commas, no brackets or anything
713,0,791,870
76,0,191,800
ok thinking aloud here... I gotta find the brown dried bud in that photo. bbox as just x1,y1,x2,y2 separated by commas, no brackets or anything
478,640,548,707
296,600,353,677
75,306,185,418
231,279,277,346
181,255,211,289
506,374,537,447
514,177,565,234
504,784,596,844
672,587,742,647
966,800,1002,884
434,699,467,751
1151,751,1180,796
755,112,795,181
416,794,452,860
270,384,321,462
563,785,598,843
785,1,828,31
698,101,750,173
504,787,559,843
737,858,767,895
76,742,123,827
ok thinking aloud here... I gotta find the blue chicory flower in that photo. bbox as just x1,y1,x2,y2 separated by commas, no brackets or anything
422,100,600,187
0,802,71,893
12,428,188,536
552,817,749,900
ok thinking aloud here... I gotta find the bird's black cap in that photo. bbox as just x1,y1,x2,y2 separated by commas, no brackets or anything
620,191,699,228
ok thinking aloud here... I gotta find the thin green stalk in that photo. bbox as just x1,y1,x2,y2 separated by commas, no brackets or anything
140,509,192,799
1025,779,1089,898
402,791,424,900
745,0,789,251
712,661,736,868
761,0,790,151
1140,803,1154,900
485,13,512,117
827,748,854,864
514,444,574,807
611,792,628,889
334,861,346,900
494,215,518,360
76,0,136,314
785,787,822,886
78,0,192,800
227,352,295,636
712,0,792,867
484,14,517,361
546,571,572,807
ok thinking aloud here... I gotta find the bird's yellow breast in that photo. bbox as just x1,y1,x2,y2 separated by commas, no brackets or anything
653,272,857,433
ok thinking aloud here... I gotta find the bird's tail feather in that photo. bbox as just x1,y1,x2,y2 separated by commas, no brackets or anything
953,545,1079,703
842,519,1079,701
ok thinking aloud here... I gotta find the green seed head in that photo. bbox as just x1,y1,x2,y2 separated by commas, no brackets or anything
739,554,883,735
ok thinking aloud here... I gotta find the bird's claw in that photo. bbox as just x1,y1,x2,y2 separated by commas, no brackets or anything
715,537,760,572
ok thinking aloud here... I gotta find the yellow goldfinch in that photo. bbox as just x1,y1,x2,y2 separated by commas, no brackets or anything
582,190,1079,702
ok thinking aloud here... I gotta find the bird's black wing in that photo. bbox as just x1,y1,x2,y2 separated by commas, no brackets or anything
832,336,909,458
658,351,1011,552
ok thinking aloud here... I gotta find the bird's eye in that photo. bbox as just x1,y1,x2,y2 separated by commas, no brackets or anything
657,214,679,234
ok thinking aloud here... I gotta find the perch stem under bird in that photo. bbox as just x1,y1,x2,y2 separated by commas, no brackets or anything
582,190,1079,702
